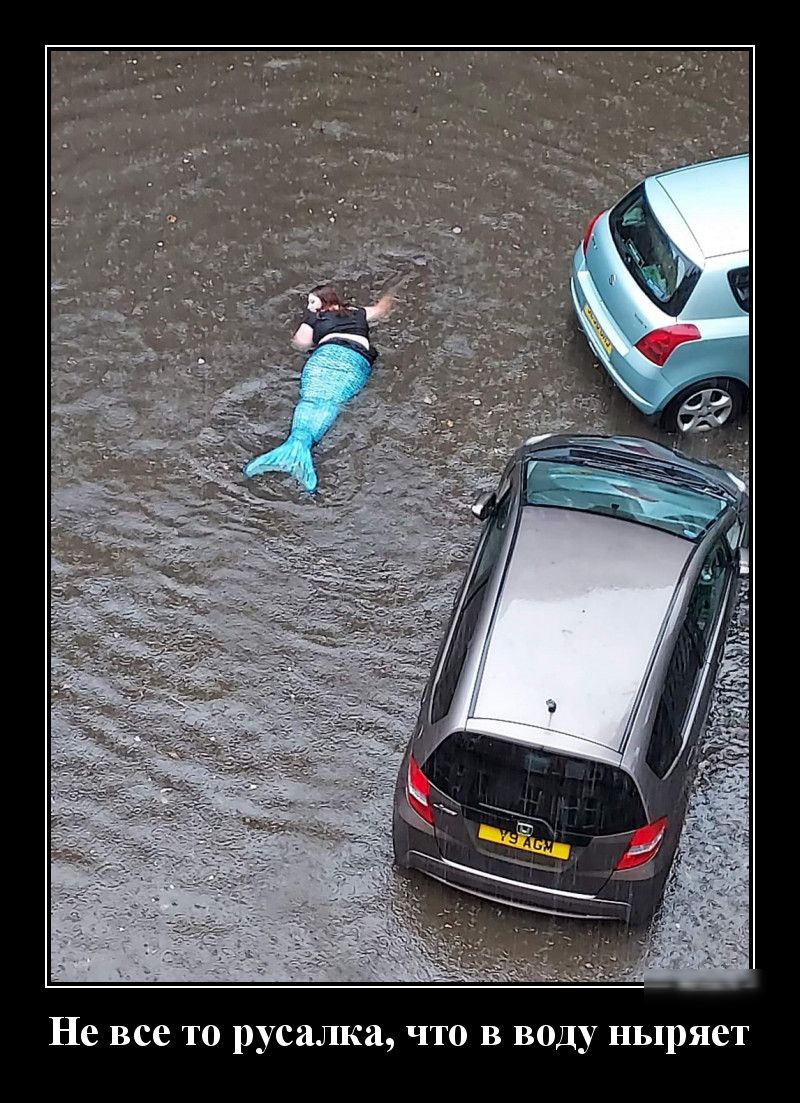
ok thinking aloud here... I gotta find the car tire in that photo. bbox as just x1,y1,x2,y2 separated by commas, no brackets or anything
660,378,745,434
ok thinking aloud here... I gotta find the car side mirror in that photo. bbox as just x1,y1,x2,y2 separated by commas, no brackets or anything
739,547,749,578
471,491,496,522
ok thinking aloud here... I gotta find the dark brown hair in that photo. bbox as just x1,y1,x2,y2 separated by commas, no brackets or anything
311,283,352,316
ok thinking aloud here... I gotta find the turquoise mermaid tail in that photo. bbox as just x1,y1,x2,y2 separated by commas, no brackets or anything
243,342,372,492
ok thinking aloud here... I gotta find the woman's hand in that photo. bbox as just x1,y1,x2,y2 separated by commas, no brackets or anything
365,291,395,323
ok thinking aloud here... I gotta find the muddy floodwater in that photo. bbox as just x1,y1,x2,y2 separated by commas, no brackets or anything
50,48,750,981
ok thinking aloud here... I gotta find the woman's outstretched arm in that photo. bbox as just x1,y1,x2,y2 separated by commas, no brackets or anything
365,291,395,323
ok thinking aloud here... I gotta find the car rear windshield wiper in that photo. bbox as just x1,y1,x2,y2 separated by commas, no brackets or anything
560,448,735,500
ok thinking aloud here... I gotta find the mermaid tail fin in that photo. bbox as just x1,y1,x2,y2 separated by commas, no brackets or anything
243,433,317,492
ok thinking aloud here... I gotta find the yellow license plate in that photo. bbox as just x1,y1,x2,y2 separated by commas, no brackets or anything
583,303,613,355
478,824,571,860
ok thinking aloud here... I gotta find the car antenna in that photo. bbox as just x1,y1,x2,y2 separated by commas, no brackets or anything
546,699,556,727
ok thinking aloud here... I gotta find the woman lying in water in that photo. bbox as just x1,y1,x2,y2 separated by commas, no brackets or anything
243,283,395,492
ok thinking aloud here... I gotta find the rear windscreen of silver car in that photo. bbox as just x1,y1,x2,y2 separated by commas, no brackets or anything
424,732,646,838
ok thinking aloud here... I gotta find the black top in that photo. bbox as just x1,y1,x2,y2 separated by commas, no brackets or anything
304,306,370,345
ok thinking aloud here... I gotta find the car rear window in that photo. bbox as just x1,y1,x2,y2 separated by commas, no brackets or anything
424,732,646,837
728,266,750,313
610,183,701,313
525,458,727,540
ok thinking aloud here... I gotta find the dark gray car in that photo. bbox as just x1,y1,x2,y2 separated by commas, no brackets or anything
392,434,748,925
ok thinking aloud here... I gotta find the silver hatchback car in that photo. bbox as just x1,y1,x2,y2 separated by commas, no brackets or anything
392,434,748,925
571,154,749,433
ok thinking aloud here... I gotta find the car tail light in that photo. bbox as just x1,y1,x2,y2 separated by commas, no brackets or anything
582,211,604,254
635,325,701,366
406,755,434,825
615,817,667,871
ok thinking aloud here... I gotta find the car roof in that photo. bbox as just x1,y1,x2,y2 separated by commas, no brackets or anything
654,154,749,258
471,507,693,753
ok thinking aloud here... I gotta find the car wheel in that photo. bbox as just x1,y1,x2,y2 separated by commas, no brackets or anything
661,378,745,434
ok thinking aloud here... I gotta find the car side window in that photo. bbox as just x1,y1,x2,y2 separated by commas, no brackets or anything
430,490,513,724
727,266,749,313
686,539,731,652
646,622,703,779
646,539,731,778
724,518,742,554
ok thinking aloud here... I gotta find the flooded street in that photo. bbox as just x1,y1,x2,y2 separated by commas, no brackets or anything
50,48,750,982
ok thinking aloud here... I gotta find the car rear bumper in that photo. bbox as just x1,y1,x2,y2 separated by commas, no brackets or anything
570,247,672,416
406,849,631,920
394,804,654,923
